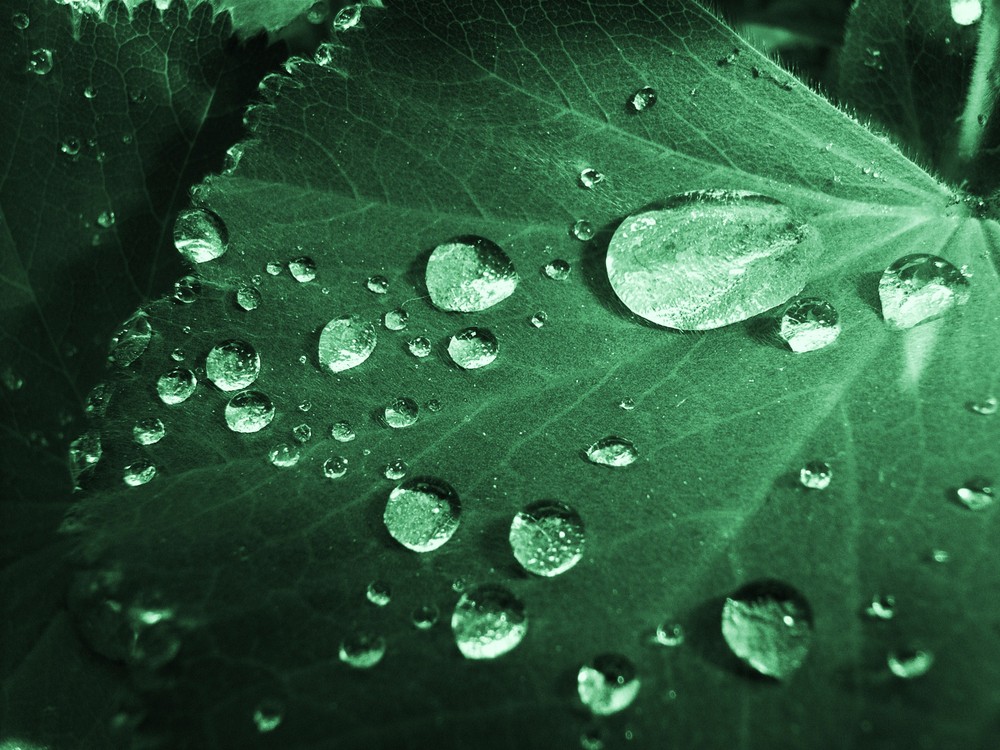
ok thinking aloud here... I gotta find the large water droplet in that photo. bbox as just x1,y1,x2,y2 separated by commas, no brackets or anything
951,0,983,25
236,285,261,311
173,208,228,263
339,632,386,668
108,312,152,367
123,459,156,487
956,477,994,510
383,477,461,552
289,256,316,282
426,236,518,312
878,254,970,329
451,584,527,660
627,86,657,112
544,258,571,280
509,500,585,577
205,340,260,391
157,368,196,405
28,48,53,75
585,436,638,467
779,297,840,352
330,421,356,442
384,397,418,428
577,654,641,715
407,336,432,358
721,580,813,679
447,327,498,369
799,460,832,490
607,191,812,330
225,391,274,433
318,315,377,372
133,418,165,445
887,648,934,678
268,443,301,468
412,604,440,630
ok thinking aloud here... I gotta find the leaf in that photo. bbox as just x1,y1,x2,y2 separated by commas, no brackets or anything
68,1,1000,748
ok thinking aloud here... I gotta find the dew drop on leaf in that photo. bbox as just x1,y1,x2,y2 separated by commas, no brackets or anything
529,311,548,328
157,368,196,405
366,274,389,294
543,258,571,280
451,584,527,660
799,460,832,490
721,580,813,679
619,398,636,411
383,477,461,552
447,327,498,369
426,399,442,413
265,261,282,276
205,340,260,392
411,604,439,630
571,219,595,241
252,699,284,733
69,430,102,481
339,632,386,668
931,548,951,563
425,236,518,312
27,48,53,75
83,85,97,99
864,594,896,621
878,254,971,329
60,136,80,156
1,365,24,392
330,421,356,442
289,256,316,283
318,315,377,372
224,391,275,434
956,477,994,510
606,191,812,330
968,396,998,415
123,459,156,487
509,500,585,577
407,335,432,358
12,12,29,30
306,0,328,23
384,397,418,428
108,312,152,368
97,210,115,228
887,648,934,678
627,86,657,112
577,654,641,715
951,0,982,25
85,383,111,416
383,307,408,331
172,274,200,304
173,208,228,263
779,298,840,352
132,417,165,446
654,622,685,647
365,580,391,607
578,168,605,189
323,455,349,479
267,443,301,468
236,284,261,311
585,436,638,467
580,728,605,750
331,3,363,32
384,459,408,480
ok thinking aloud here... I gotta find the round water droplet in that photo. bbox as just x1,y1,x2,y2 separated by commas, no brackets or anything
330,421,356,442
318,315,377,372
292,424,312,443
123,460,156,487
366,580,391,606
12,12,29,30
887,648,934,678
577,654,641,715
799,460,832,490
721,580,813,679
133,417,165,445
579,168,605,189
448,327,498,369
585,436,638,467
339,632,385,668
779,297,840,352
323,455,349,479
619,398,636,411
407,336,432,358
425,236,518,312
451,584,527,660
69,430,102,481
332,2,363,31
864,594,896,621
426,399,442,413
366,275,389,294
265,261,282,276
289,256,316,282
384,397,418,428
28,48,53,75
529,311,548,328
252,699,284,733
236,285,261,311
412,604,439,630
878,254,971,329
108,312,152,368
571,219,595,241
628,86,657,112
205,340,260,392
956,477,994,510
607,191,812,330
173,208,228,263
384,459,408,480
60,136,80,156
298,401,312,413
383,477,461,552
97,210,115,228
968,396,998,415
543,258,571,280
383,307,408,331
951,0,983,25
931,548,950,563
268,443,301,468
655,621,685,647
83,85,97,99
509,500,585,577
172,275,200,304
157,368,196,405
225,391,274,433
85,382,111,416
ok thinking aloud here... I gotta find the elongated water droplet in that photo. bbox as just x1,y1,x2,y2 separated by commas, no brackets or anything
655,622,685,647
864,594,896,621
69,430,102,481
451,584,527,660
123,460,156,487
289,256,316,282
205,340,260,392
173,208,227,263
878,254,970,329
887,648,933,678
779,298,840,352
544,259,571,280
579,168,605,189
319,315,377,372
252,699,284,733
108,312,151,367
968,396,998,415
339,632,385,668
951,0,982,25
721,580,813,679
157,368,196,405
384,459,408,480
956,477,994,510
799,461,832,490
384,397,418,428
383,477,461,552
607,191,812,330
133,418,165,445
366,274,389,294
585,436,638,467
628,86,657,112
577,654,641,715
509,500,585,577
330,421,356,442
412,604,439,630
571,219,595,241
366,580,391,606
28,48,53,75
323,455,349,479
407,336,432,358
426,236,518,312
332,3,363,31
225,391,274,433
268,443,300,468
448,327,498,369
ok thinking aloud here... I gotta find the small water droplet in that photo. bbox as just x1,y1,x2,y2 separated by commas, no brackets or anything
129,87,147,104
332,3,363,31
887,648,934,678
579,168,605,189
425,237,518,312
426,399,442,413
169,274,199,304
451,584,527,659
627,86,657,112
654,621,685,647
339,632,386,668
157,368,196,405
252,698,284,733
383,477,461,552
97,210,115,228
225,391,275,433
173,208,227,263
529,311,548,328
799,460,832,490
85,382,111,415
407,335,432,358
12,12,29,30
864,594,896,621
297,401,312,414
28,48,53,75
543,258,571,280
292,423,312,443
123,459,156,487
411,604,439,630
319,315,377,372
451,577,467,593
968,396,998,415
222,143,244,174
580,728,605,750
878,254,970,329
721,580,813,679
384,397,419,428
931,548,950,563
619,398,636,411
509,500,585,577
448,327,498,369
323,455,349,479
951,0,982,25
863,48,885,70
265,261,282,276
585,436,638,467
60,136,81,155
0,365,23,392
236,285,261,311
571,219,595,241
268,443,301,468
577,654,641,715
205,340,260,392
956,477,994,510
289,256,316,282
69,430,102,481
366,580,391,606
366,274,389,294
330,421,356,442
83,85,97,99
383,307,408,331
779,298,840,352
384,459,408,480
133,418,165,445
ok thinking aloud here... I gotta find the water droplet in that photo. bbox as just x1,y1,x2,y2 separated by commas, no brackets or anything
585,436,638,467
69,430,102,481
173,208,227,264
721,580,813,679
366,580,391,606
451,577,467,593
318,315,377,372
60,136,80,155
323,455,349,479
28,48,53,75
291,424,311,443
607,191,812,330
407,335,432,358
887,648,934,678
366,274,389,294
205,340,260,392
298,401,312,413
289,256,316,282
951,0,982,25
799,460,832,490
426,399,442,413
97,210,115,228
85,382,111,416
222,143,244,174
123,460,156,487
383,477,461,552
412,604,439,630
225,391,275,433
252,699,284,733
580,728,605,750
571,219,595,241
383,307,408,331
619,398,636,411
339,632,386,668
509,500,585,577
655,621,685,647
878,254,971,329
447,327,498,369
265,261,282,276
543,258,571,280
864,594,896,621
579,168,606,189
330,421,356,442
577,654,641,715
451,584,527,659
332,3,363,31
968,396,997,415
108,312,152,367
779,298,840,352
956,477,994,510
129,87,147,104
384,459,408,480
306,0,329,23
157,368,196,405
529,311,548,328
425,236,518,312
12,12,29,29
864,47,884,70
627,86,657,112
268,443,301,468
133,418,165,445
931,548,950,563
384,397,419,428
235,285,261,312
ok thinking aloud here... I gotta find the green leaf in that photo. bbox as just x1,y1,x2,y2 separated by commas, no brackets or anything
69,1,1000,748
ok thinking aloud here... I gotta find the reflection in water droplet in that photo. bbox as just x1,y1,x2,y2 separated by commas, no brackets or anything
571,219,595,241
28,48,53,75
236,285,261,311
133,418,165,445
268,443,301,468
366,580,391,606
173,208,228,263
384,397,418,428
878,254,970,329
799,461,832,490
779,298,840,352
864,594,896,621
383,477,461,552
123,460,156,487
579,168,605,189
721,580,812,679
384,459,408,480
319,315,377,372
544,258,571,280
412,604,440,630
225,391,275,433
577,654,641,715
956,477,994,510
887,648,934,678
157,368,196,404
339,632,386,668
426,236,518,312
289,256,316,282
206,340,260,392
509,500,585,577
108,312,152,368
330,421,356,442
951,0,983,25
323,455,349,479
585,436,638,467
407,336,432,358
252,699,284,733
448,327,498,369
451,584,527,660
628,86,657,112
366,275,389,294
